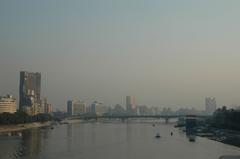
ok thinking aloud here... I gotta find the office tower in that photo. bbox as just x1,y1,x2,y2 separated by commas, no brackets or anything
19,71,41,108
91,101,105,116
46,104,52,113
0,95,16,114
67,99,86,116
75,101,86,115
67,100,73,116
19,71,41,115
42,98,52,114
126,96,136,114
205,97,217,115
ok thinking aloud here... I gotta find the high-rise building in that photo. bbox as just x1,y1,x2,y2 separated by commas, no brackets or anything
67,100,73,116
41,98,52,114
0,95,16,114
74,101,86,115
46,104,52,113
67,99,86,116
19,71,42,115
126,96,136,114
205,97,217,115
19,71,41,109
91,101,105,116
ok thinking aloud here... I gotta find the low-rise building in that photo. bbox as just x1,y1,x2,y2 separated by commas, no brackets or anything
0,95,16,114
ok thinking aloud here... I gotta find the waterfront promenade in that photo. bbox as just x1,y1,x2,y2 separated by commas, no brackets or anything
0,122,51,134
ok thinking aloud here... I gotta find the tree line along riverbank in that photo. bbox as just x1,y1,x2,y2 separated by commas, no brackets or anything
177,106,240,147
0,112,53,124
0,112,53,134
206,106,240,147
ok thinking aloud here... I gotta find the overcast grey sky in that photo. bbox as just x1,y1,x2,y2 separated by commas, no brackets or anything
1,0,240,110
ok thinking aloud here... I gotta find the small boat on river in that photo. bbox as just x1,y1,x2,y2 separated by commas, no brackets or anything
155,133,161,138
189,135,196,142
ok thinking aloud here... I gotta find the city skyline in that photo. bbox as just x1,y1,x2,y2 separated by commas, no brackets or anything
0,70,238,111
1,1,240,109
5,69,240,110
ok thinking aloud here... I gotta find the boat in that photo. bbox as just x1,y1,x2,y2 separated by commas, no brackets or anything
155,133,161,138
189,135,196,142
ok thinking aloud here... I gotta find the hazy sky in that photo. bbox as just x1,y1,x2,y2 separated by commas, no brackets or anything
1,0,240,110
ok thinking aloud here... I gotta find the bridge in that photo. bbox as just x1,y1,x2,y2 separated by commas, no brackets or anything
67,114,211,123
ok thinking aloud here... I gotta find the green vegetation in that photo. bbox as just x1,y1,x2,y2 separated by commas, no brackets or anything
0,111,52,125
209,106,240,131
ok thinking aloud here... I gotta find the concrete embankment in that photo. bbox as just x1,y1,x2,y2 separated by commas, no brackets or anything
0,122,51,134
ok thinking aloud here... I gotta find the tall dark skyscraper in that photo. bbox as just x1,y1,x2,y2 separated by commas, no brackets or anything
19,71,41,110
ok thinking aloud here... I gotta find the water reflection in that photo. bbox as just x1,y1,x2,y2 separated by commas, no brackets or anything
126,123,132,141
90,123,96,144
0,122,239,159
11,127,51,159
66,124,73,152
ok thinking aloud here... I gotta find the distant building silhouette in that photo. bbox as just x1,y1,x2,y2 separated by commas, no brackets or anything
67,99,86,116
205,97,217,115
136,105,157,115
112,104,125,115
126,96,136,115
90,101,105,116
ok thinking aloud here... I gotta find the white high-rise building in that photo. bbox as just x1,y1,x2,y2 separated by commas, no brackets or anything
205,97,217,115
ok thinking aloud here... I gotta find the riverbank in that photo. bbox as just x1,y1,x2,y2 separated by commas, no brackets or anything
0,122,52,134
181,126,240,148
206,128,240,147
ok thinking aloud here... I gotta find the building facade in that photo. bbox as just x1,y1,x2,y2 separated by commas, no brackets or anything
19,71,42,115
19,71,41,109
91,101,105,116
41,98,52,114
0,95,16,114
126,96,136,114
112,104,125,115
205,97,217,115
67,99,86,116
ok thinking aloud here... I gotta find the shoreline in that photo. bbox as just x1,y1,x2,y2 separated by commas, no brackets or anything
179,126,240,148
0,122,52,134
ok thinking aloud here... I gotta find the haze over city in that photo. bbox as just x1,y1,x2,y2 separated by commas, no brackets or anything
1,0,240,110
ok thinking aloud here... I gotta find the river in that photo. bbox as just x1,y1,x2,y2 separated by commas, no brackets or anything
0,120,240,159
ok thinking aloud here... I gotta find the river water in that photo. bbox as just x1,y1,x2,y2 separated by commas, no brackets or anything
0,120,240,159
